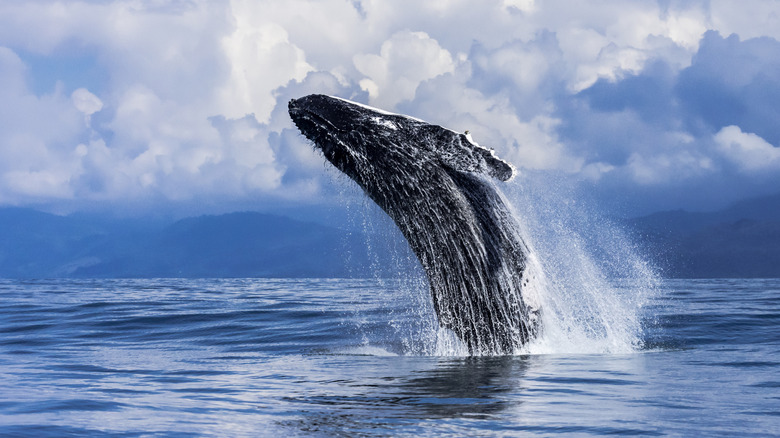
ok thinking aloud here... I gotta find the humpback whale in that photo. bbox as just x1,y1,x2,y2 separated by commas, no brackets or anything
288,94,539,355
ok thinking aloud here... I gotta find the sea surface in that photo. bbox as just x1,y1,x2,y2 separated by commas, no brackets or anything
0,277,778,437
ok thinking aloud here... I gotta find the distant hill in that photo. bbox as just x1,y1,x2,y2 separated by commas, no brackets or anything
3,193,779,279
0,209,416,279
625,192,780,278
0,208,128,278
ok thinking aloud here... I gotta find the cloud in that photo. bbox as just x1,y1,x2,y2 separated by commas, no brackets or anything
0,46,26,96
503,0,535,13
71,88,103,116
354,30,455,109
715,125,780,173
0,0,778,216
0,46,85,203
708,0,780,41
676,31,780,145
558,30,780,211
219,21,313,122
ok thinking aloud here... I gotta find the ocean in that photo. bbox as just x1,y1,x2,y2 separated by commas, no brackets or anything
0,277,778,437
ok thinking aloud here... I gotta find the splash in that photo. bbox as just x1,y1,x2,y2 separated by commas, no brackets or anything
505,172,659,354
342,171,658,356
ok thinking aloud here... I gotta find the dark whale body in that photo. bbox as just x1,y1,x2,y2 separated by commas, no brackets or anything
288,94,538,355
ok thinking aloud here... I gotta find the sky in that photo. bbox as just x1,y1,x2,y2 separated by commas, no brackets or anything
0,0,778,219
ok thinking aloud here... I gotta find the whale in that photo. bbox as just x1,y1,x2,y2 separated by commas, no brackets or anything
288,94,539,355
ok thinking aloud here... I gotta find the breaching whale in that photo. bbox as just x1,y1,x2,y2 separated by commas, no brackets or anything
288,94,539,355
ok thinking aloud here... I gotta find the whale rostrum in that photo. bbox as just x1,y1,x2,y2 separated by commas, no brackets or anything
288,94,539,355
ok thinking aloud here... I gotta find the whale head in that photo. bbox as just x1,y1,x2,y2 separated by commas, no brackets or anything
288,94,515,186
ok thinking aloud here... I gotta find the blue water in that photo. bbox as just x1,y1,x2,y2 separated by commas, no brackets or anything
0,277,778,436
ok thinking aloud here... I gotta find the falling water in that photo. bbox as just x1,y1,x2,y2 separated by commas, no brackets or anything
337,169,658,356
506,172,660,354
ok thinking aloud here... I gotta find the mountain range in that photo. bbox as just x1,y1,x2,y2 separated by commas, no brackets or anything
625,192,780,277
0,192,778,278
0,209,415,279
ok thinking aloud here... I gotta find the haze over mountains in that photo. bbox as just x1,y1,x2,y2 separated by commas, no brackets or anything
625,192,780,278
0,209,416,279
1,193,778,279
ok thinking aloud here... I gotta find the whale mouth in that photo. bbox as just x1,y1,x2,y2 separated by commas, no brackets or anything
288,98,359,174
288,99,339,154
289,99,332,136
288,97,359,134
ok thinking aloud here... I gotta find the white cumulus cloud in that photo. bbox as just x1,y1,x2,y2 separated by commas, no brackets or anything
715,125,780,172
0,0,778,215
354,30,456,109
71,88,103,116
219,21,313,122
